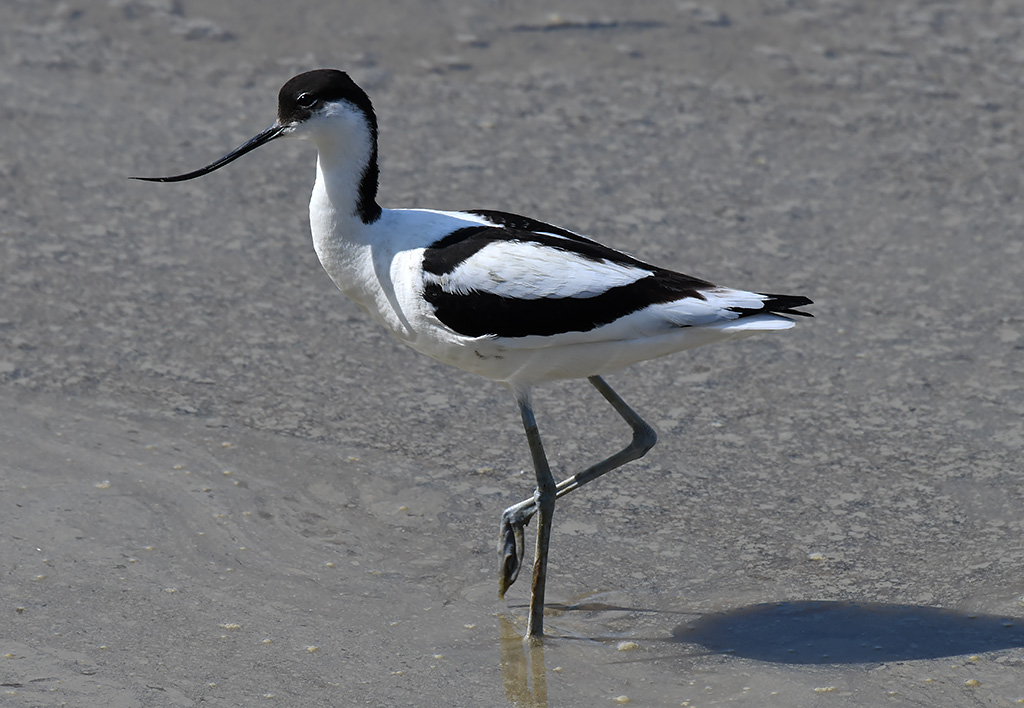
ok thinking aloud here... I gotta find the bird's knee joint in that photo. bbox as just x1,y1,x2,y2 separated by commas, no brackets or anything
633,424,657,456
533,485,556,510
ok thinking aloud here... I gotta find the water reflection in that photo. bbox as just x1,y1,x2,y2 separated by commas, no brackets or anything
499,614,548,708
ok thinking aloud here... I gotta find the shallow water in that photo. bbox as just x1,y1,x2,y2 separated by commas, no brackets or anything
3,394,1022,706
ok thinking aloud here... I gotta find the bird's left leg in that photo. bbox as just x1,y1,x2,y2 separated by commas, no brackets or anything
500,389,557,638
499,376,657,600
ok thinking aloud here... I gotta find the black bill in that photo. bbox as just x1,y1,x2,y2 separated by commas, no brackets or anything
131,122,287,183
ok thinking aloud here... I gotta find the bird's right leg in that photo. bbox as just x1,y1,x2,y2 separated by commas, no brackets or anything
501,390,557,638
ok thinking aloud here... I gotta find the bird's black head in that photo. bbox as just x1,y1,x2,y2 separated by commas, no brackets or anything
277,69,375,128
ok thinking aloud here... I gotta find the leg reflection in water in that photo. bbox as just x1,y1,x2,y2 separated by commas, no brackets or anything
499,614,549,708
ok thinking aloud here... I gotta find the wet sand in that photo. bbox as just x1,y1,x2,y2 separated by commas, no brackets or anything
2,1,1023,705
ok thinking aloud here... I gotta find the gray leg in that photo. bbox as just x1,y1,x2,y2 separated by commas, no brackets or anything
498,376,658,633
508,391,556,638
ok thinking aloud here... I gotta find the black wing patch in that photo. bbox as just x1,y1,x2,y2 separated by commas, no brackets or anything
424,271,712,338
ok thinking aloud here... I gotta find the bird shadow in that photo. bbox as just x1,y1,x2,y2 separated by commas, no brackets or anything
497,601,1024,706
669,600,1024,664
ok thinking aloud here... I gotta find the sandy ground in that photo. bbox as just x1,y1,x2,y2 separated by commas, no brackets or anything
3,0,1024,705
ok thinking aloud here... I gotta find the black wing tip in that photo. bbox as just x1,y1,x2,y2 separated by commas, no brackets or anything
763,293,814,318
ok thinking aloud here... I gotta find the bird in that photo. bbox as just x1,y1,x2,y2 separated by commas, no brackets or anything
133,69,812,639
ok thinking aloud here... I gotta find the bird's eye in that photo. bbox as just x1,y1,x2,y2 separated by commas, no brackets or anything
296,92,318,109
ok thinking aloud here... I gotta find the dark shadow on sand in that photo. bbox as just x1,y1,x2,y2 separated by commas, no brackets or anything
671,600,1024,664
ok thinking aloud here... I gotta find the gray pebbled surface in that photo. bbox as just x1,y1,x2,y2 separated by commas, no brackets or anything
2,0,1023,705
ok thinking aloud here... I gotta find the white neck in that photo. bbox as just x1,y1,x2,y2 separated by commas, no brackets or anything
306,101,381,236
